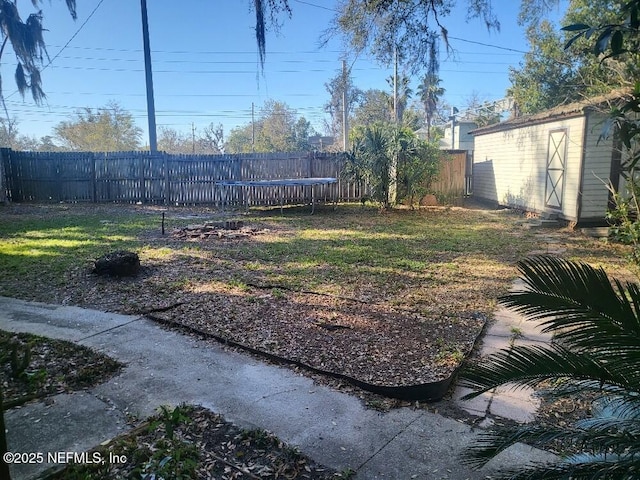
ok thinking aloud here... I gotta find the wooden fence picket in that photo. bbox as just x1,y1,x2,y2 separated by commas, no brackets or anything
0,149,468,206
0,150,357,206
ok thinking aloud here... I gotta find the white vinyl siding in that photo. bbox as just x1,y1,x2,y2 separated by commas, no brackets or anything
579,112,616,220
473,116,585,221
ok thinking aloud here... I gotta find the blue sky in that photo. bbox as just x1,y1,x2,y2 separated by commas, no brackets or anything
2,0,568,144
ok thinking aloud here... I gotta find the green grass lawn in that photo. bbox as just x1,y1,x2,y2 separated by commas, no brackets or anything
0,203,634,311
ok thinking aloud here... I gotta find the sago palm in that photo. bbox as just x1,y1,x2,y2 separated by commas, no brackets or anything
460,255,640,479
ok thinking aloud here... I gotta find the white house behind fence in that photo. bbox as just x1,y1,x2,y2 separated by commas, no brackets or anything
470,91,630,226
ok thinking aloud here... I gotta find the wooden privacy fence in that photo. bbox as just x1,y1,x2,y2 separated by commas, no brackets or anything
430,150,473,205
0,148,471,207
1,149,370,206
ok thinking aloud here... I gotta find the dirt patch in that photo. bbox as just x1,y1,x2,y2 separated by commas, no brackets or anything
171,221,271,240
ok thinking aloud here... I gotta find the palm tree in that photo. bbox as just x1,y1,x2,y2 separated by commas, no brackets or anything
460,255,640,479
416,74,445,141
347,123,395,208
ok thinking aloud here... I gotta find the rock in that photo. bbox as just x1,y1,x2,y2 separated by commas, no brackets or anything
93,250,141,277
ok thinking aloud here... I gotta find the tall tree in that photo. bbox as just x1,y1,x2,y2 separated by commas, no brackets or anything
510,0,635,115
352,88,424,130
225,124,254,154
196,123,224,154
157,127,192,154
352,89,393,127
292,116,314,151
0,116,19,148
327,0,499,74
156,124,225,154
226,100,315,153
509,20,586,115
324,67,363,143
0,117,55,150
562,0,637,88
416,74,445,140
37,135,62,152
54,101,142,152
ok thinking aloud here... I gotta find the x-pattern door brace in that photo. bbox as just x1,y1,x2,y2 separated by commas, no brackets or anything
545,130,567,209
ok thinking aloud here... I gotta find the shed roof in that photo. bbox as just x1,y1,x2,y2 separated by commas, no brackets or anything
470,89,632,136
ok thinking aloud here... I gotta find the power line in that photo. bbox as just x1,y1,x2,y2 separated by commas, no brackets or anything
291,0,338,12
46,44,347,55
35,53,517,66
34,91,319,98
448,36,528,54
44,0,107,70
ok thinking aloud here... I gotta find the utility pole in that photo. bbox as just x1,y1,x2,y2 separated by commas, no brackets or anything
251,102,255,152
449,106,459,149
342,60,349,151
393,46,398,124
191,123,196,154
141,0,157,152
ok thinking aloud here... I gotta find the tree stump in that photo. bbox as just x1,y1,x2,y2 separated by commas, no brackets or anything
93,251,141,277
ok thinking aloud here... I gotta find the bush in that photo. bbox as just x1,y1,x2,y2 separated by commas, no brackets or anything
343,122,440,208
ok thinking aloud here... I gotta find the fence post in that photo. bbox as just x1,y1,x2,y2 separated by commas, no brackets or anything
465,151,473,196
90,153,97,203
236,155,244,207
139,152,146,203
0,148,8,204
163,152,171,205
307,151,314,178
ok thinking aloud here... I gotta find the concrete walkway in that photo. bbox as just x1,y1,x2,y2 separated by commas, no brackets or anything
1,296,555,480
452,279,553,425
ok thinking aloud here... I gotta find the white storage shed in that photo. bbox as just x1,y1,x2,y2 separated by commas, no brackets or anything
471,92,629,226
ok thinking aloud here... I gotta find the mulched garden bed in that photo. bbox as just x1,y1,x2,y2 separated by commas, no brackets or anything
145,287,486,400
0,330,123,408
48,405,343,480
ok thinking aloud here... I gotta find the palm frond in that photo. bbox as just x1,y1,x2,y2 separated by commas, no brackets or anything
460,343,619,398
537,379,638,401
573,417,640,448
592,394,640,419
493,454,640,480
462,423,576,469
501,256,640,340
465,420,640,473
575,395,640,437
461,255,640,477
499,256,640,381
